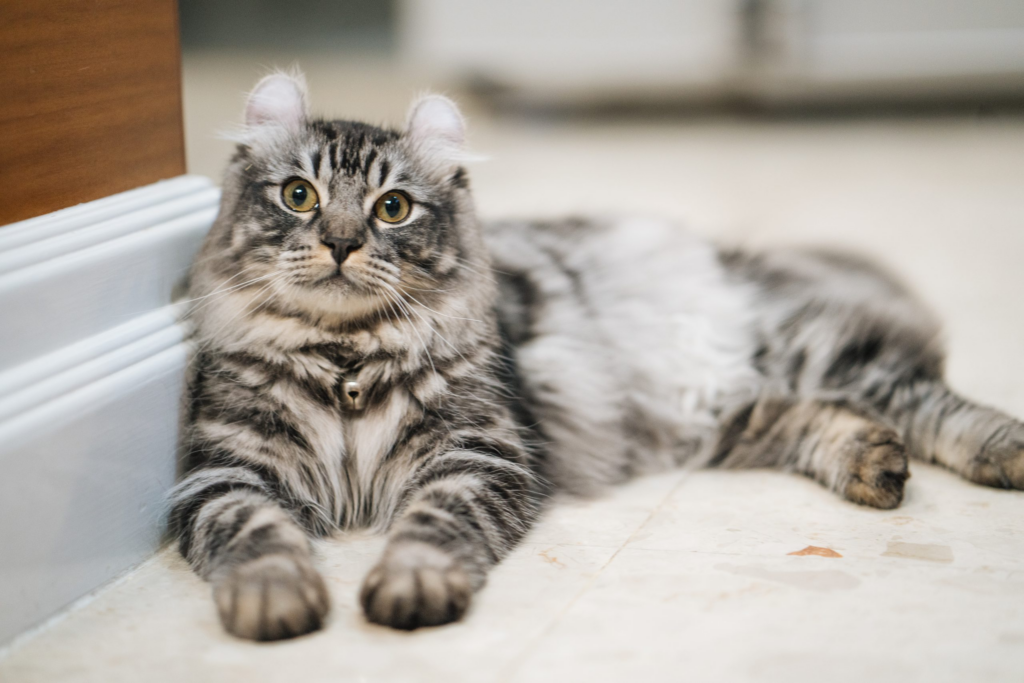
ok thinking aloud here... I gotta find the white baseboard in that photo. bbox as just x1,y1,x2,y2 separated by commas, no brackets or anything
0,176,219,645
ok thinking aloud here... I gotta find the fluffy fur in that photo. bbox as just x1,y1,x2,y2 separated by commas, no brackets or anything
170,72,1024,641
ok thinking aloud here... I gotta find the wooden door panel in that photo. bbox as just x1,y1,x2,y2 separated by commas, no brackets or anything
0,0,185,226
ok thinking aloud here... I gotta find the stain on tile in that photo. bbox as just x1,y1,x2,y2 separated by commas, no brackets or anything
787,545,842,558
882,516,915,526
882,541,954,563
702,582,779,610
750,652,914,680
939,573,1024,596
538,548,566,568
716,563,860,591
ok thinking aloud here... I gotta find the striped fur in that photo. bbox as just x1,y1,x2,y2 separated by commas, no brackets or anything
171,72,1024,640
172,75,539,639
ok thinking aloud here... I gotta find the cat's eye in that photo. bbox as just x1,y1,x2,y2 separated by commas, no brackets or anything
374,191,411,224
282,179,319,212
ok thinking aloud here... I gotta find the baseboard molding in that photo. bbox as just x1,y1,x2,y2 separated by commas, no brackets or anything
0,176,219,645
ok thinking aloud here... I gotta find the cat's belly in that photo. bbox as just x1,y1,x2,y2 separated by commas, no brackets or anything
489,215,763,490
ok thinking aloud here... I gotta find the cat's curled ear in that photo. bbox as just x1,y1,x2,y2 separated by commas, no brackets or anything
244,71,310,131
404,94,467,176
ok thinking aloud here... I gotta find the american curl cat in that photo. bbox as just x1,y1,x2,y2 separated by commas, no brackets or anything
171,72,1024,640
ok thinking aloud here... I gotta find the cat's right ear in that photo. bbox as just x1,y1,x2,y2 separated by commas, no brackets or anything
244,72,309,131
404,94,469,177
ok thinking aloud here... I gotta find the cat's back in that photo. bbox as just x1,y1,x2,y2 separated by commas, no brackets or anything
484,215,757,354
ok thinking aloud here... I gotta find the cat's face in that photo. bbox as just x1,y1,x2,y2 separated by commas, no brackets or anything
208,73,481,323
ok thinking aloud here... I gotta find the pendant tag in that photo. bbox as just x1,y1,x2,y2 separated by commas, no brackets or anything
342,380,365,411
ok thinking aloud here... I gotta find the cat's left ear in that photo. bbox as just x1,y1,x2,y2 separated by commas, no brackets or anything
405,94,466,173
244,71,309,131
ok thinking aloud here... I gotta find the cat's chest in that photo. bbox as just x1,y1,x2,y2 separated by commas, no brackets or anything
338,378,412,488
288,332,429,518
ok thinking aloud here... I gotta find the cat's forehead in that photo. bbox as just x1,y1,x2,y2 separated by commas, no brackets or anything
255,118,405,188
309,119,401,173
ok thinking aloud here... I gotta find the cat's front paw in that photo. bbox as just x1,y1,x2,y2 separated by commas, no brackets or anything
360,542,473,630
212,553,330,641
843,426,909,509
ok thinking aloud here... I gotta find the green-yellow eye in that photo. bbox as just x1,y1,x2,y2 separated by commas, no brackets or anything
374,191,411,224
282,179,319,212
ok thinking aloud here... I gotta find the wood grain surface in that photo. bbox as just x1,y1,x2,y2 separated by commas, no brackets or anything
0,0,185,226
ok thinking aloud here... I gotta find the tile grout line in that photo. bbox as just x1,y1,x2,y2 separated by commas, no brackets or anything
497,470,693,683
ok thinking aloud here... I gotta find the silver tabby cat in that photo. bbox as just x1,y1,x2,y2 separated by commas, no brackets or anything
171,72,1024,640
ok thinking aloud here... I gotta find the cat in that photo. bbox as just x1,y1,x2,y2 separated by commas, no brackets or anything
170,71,1024,641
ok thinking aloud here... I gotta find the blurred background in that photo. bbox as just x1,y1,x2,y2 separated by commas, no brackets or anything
180,0,1024,413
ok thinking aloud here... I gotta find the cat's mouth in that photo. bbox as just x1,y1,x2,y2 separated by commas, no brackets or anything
284,250,400,299
310,268,354,287
305,266,381,295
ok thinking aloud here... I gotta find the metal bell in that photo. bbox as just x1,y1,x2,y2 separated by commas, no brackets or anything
342,380,365,411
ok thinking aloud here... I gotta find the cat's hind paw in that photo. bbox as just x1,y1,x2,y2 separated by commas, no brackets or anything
966,421,1024,490
843,426,909,509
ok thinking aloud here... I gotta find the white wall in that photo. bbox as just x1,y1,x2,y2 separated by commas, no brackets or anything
0,177,218,646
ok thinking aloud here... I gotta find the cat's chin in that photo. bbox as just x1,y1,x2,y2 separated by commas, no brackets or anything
281,280,392,326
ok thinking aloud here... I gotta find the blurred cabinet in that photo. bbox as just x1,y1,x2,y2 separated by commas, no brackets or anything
399,0,742,104
399,0,1024,105
751,0,1024,101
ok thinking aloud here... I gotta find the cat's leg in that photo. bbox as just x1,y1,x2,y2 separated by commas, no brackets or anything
169,466,329,641
712,396,909,509
880,380,1024,489
360,449,541,630
722,247,1024,494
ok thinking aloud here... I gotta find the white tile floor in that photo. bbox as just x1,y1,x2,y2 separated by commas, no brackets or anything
2,53,1024,681
3,466,1024,682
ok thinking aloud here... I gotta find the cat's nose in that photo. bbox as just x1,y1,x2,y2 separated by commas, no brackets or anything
321,237,363,265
